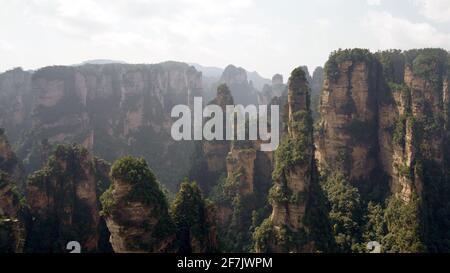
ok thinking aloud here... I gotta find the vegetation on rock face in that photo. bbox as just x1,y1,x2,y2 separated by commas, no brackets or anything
210,171,270,252
171,181,216,253
99,186,115,217
392,115,408,147
25,143,112,253
0,170,25,253
383,196,424,252
322,171,362,252
410,48,448,85
318,48,450,253
252,218,308,253
272,110,313,180
11,63,199,192
376,50,405,84
2,49,450,253
319,169,426,253
344,120,376,143
254,67,334,253
110,156,168,206
362,202,386,247
0,131,26,253
325,49,374,82
102,157,173,232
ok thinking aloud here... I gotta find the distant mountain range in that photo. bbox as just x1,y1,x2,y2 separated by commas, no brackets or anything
76,59,128,65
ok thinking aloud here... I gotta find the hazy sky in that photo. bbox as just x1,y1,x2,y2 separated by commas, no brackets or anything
1,0,449,78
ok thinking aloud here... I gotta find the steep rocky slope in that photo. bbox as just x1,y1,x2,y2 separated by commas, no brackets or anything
377,49,450,251
311,67,324,120
100,156,175,253
316,48,450,252
211,139,273,252
189,84,234,194
316,50,380,183
0,129,25,191
25,144,111,252
189,83,274,251
0,130,25,252
218,65,259,105
12,62,202,191
2,49,450,253
258,74,288,105
253,67,332,253
171,181,218,253
0,68,33,144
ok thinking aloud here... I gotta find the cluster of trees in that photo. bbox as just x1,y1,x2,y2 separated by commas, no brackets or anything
320,169,425,253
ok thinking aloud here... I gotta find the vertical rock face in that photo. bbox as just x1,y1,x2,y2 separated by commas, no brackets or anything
258,74,287,105
317,48,449,202
316,49,450,252
316,50,379,182
26,144,110,252
311,67,324,120
209,84,235,112
0,129,25,191
219,65,258,105
300,66,313,84
373,49,450,203
226,146,258,197
190,84,234,194
204,84,234,173
254,67,318,253
220,65,248,86
211,139,273,252
273,68,313,231
0,130,25,253
101,157,175,253
171,181,218,253
199,85,273,251
15,62,202,191
272,74,284,86
377,49,450,251
271,74,286,97
247,71,271,91
311,67,324,94
193,78,275,251
0,68,33,143
0,173,24,253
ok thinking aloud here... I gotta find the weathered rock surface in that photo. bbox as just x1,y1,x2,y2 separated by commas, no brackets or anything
101,157,175,253
219,65,258,105
315,49,450,251
254,67,318,253
258,74,288,105
12,62,202,191
189,84,234,194
25,144,111,252
0,68,33,143
316,54,379,182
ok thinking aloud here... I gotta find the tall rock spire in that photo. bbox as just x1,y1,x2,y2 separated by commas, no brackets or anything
253,67,330,253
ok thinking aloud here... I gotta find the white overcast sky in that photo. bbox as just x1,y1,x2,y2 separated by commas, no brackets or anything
0,0,449,78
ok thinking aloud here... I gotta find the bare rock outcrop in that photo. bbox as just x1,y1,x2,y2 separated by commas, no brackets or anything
316,50,379,182
190,84,234,194
0,68,32,143
12,62,202,191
